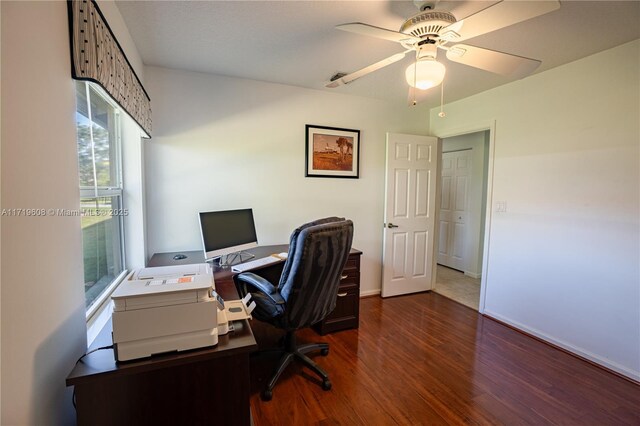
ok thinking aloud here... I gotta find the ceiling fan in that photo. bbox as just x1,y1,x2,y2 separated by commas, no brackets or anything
326,0,561,105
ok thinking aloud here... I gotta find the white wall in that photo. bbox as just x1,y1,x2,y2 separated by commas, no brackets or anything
0,1,145,423
441,131,489,277
122,117,147,270
430,40,640,380
144,66,429,296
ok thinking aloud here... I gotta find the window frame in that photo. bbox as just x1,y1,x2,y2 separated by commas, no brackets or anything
77,81,128,321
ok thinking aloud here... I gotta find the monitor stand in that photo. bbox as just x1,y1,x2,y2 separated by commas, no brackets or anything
219,251,255,267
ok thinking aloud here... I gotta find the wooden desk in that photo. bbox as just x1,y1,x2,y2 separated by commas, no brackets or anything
67,245,362,425
66,252,262,426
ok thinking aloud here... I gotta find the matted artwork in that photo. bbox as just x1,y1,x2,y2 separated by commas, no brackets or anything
305,125,360,178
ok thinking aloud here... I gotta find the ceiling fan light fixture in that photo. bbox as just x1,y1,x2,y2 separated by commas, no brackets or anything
405,59,446,90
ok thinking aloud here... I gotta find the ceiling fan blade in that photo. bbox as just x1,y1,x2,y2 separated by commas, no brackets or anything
326,51,410,88
441,0,560,42
337,23,419,44
446,44,540,78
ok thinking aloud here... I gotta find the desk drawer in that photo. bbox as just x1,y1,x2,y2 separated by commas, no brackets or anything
313,285,359,335
339,269,359,286
313,250,361,335
343,255,360,272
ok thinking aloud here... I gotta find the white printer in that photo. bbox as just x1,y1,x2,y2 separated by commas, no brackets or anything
111,263,254,362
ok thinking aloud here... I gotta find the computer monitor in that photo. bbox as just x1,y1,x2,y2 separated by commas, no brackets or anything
199,208,258,262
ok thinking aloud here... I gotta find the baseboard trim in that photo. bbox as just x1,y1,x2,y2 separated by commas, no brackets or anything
360,289,381,298
464,271,481,279
483,310,640,384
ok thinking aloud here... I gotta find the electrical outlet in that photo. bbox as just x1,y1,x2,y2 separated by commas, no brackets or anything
496,201,507,213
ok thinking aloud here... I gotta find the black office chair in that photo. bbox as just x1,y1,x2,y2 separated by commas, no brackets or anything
234,217,354,401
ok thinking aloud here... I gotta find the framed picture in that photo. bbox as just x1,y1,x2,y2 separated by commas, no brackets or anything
305,125,360,179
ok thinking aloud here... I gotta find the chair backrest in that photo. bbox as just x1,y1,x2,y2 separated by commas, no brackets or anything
277,218,353,330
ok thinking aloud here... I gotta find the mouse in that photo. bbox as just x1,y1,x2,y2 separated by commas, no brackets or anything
173,254,187,260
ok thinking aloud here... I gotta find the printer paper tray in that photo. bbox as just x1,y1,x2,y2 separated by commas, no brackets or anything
114,327,218,362
112,299,217,342
224,298,255,322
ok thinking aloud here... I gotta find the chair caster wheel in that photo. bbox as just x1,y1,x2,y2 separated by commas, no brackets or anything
261,389,273,401
321,348,329,356
322,380,332,391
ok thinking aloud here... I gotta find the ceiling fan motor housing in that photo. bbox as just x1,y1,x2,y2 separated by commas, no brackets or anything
400,11,456,39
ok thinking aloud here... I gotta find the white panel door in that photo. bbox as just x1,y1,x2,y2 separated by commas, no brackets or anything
382,133,438,297
438,150,471,270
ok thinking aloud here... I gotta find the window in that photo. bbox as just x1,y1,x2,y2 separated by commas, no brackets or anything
75,81,126,316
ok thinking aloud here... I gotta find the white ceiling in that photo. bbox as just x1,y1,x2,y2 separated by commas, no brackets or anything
116,0,640,109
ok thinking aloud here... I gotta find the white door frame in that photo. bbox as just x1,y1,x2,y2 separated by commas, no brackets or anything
431,121,496,314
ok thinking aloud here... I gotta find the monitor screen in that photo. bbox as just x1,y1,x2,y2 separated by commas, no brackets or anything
199,209,258,260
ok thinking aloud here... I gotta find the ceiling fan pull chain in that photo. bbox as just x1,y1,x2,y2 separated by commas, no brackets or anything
438,79,446,118
413,60,418,92
412,59,418,105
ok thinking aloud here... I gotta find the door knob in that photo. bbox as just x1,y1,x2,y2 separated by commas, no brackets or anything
387,223,399,228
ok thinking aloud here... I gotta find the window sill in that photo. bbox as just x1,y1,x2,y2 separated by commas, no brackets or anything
86,269,128,346
87,299,113,346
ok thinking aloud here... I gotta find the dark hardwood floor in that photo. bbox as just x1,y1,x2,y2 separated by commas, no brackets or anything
249,292,640,425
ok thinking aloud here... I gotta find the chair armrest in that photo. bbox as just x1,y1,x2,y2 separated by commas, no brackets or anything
235,272,285,305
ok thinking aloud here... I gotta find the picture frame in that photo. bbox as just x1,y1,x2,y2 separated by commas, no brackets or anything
305,125,360,179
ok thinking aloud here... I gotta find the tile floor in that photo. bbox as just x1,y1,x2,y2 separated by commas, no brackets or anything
433,265,481,310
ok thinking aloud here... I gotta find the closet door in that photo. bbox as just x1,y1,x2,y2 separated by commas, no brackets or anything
438,150,471,271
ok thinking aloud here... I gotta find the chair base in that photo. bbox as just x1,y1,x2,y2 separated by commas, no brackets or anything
261,331,331,401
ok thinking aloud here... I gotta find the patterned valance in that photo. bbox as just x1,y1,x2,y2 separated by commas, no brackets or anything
68,0,152,137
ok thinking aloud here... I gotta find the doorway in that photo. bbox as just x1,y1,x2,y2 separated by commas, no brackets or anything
434,130,490,310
